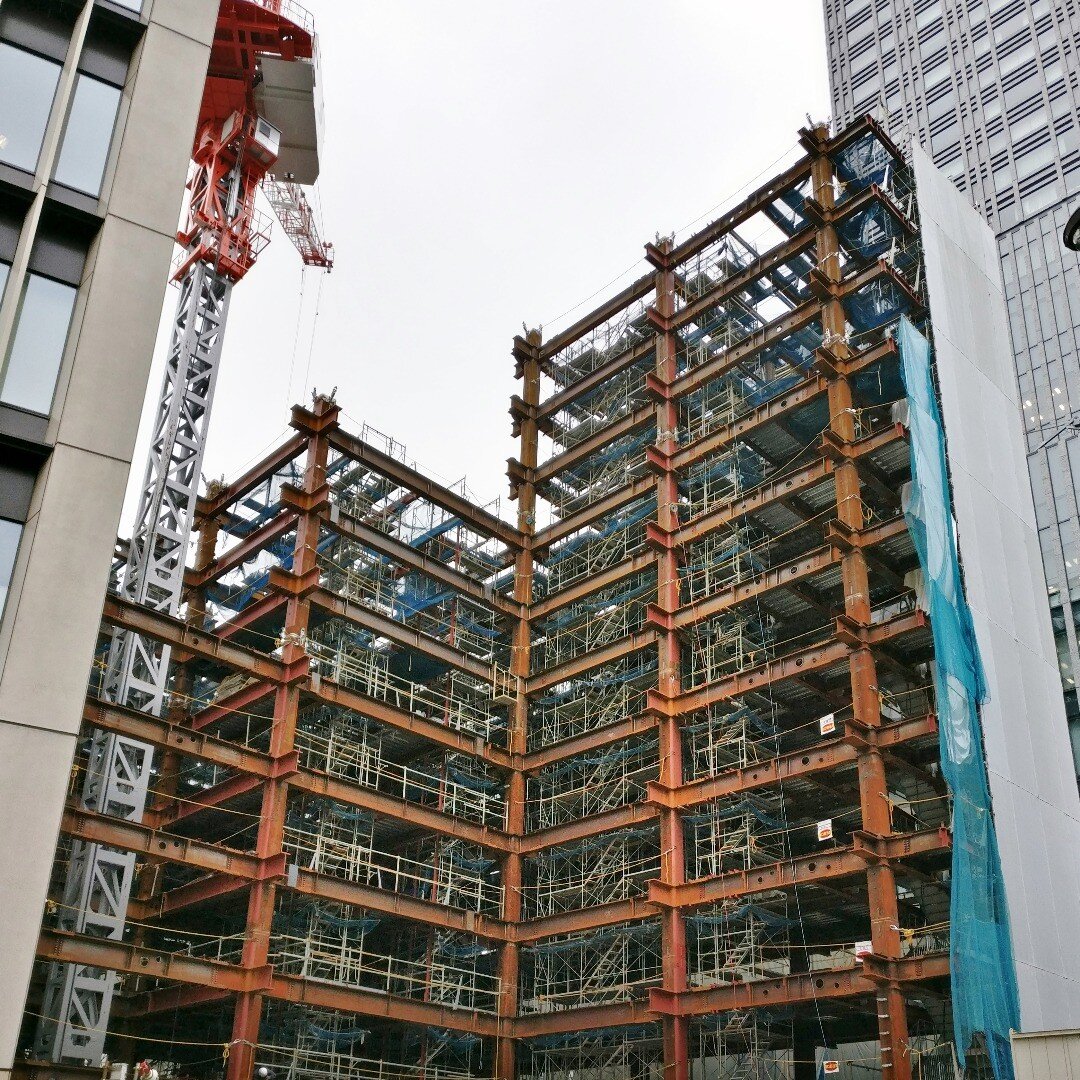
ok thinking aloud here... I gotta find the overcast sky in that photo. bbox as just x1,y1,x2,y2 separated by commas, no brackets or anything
125,1,830,523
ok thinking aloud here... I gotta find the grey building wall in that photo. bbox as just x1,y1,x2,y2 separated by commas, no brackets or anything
822,0,1080,779
1011,1029,1080,1079
915,144,1080,1029
0,0,217,1073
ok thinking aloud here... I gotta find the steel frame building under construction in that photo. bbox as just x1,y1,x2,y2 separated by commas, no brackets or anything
18,115,1080,1080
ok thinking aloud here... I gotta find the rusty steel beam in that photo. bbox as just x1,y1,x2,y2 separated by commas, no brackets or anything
187,512,298,589
101,594,288,682
670,261,903,406
670,337,896,476
534,406,654,487
522,713,661,773
196,433,307,523
308,585,497,683
306,675,514,769
669,543,842,630
325,506,521,617
117,983,232,1018
539,276,655,362
672,230,817,332
517,802,660,855
654,608,925,716
82,697,286,779
673,456,834,547
139,873,248,918
189,678,275,732
537,338,655,422
668,156,814,266
60,805,285,882
531,550,657,620
153,772,263,826
673,374,829,473
672,422,905,548
290,868,509,941
513,999,656,1038
38,928,269,993
327,427,521,550
526,628,659,694
512,897,657,944
648,713,938,809
648,827,951,911
289,766,512,853
37,930,503,1038
649,954,949,1018
74,805,510,940
534,475,656,554
667,516,908,631
211,589,287,642
671,302,822,404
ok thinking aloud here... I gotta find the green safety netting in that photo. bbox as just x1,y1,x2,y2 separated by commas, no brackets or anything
897,318,1020,1080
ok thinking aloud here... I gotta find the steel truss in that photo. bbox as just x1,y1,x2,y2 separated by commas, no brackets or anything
37,261,230,1063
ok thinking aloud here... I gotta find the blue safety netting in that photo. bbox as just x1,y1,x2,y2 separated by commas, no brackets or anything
897,318,1020,1080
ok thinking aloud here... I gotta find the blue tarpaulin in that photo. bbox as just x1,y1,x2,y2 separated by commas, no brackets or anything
897,317,1020,1080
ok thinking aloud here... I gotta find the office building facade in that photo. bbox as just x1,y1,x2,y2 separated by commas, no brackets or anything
823,0,1080,777
0,1,216,1076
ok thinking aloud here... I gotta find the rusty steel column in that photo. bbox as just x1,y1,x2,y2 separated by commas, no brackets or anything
649,238,690,1080
811,129,911,1080
497,330,541,1080
226,397,335,1080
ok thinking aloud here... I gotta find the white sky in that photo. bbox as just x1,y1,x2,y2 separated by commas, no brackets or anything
125,1,830,523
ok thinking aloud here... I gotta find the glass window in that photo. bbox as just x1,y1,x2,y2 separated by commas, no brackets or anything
0,261,9,302
0,518,21,620
0,44,62,175
1,273,77,414
111,0,144,10
54,74,122,196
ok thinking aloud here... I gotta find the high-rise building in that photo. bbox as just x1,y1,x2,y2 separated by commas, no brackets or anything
0,2,217,1076
15,117,1080,1080
822,0,1080,779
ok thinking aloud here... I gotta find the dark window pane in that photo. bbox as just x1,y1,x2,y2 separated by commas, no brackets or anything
0,517,22,619
54,74,122,196
0,44,61,174
1,273,77,414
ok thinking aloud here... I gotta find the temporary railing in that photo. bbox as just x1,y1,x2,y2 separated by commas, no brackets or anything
526,734,660,831
520,921,663,1013
526,827,661,917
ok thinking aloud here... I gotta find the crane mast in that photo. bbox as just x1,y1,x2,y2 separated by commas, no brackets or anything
37,0,331,1063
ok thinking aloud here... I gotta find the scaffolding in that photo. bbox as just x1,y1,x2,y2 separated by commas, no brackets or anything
520,1025,664,1080
526,734,660,831
534,569,656,671
542,495,655,595
528,651,657,750
691,1011,792,1080
683,613,775,690
520,922,663,1013
526,828,661,918
283,797,503,913
25,119,986,1080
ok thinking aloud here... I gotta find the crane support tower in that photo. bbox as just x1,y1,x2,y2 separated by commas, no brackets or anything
37,0,332,1063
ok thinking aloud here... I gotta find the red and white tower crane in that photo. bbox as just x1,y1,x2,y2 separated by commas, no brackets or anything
38,0,332,1062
